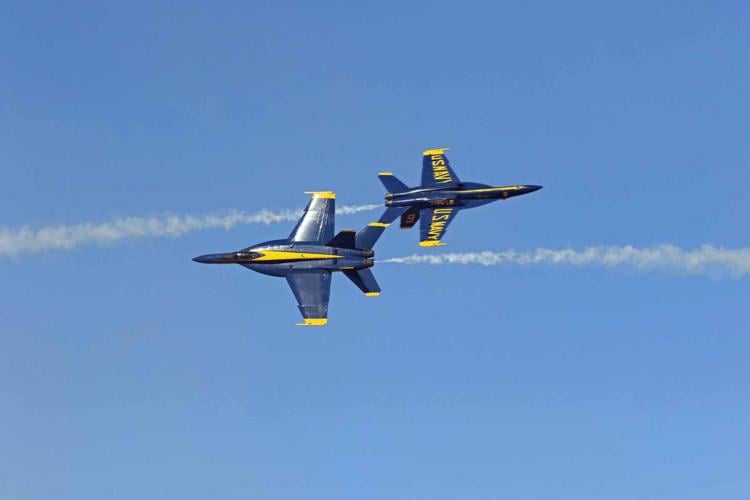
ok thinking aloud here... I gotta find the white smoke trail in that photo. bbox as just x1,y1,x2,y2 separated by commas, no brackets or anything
0,204,379,257
381,245,750,278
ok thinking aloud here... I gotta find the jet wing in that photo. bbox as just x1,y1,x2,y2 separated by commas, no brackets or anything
421,148,460,188
286,271,332,326
288,192,336,244
418,207,460,247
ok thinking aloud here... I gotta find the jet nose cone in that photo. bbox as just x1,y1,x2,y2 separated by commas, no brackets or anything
193,254,220,264
526,185,543,193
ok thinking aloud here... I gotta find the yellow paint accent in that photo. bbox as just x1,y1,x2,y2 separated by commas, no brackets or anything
340,266,355,270
368,222,389,227
419,240,445,247
423,147,450,156
296,318,328,326
365,292,380,297
426,208,453,241
253,250,342,262
378,172,393,176
460,186,524,194
304,191,336,199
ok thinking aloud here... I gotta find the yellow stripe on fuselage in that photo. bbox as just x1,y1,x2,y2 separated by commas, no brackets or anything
459,186,524,194
252,250,342,262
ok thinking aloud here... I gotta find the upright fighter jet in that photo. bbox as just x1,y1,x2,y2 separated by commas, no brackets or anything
193,192,386,326
378,148,542,246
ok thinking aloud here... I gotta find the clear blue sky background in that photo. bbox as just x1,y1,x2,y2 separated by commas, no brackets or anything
2,2,749,499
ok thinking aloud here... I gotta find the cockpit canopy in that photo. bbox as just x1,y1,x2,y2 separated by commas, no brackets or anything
235,251,263,260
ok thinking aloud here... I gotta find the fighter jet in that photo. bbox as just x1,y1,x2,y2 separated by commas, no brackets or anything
193,192,386,326
378,148,542,246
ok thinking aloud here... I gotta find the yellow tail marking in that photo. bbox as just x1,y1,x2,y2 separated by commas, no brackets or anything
423,147,450,156
304,191,336,199
365,292,381,297
368,222,389,228
419,240,445,247
379,172,393,176
296,318,328,326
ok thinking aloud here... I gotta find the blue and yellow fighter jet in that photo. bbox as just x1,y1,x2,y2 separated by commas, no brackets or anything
378,148,542,246
193,192,386,326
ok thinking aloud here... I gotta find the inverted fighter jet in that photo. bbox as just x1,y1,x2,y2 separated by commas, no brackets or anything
378,148,542,246
193,192,386,326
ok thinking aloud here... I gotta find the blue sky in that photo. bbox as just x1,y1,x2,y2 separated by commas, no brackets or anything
1,1,749,498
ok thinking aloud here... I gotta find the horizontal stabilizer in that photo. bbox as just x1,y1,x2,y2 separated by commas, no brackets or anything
326,230,356,249
356,222,388,250
378,172,408,193
344,268,381,296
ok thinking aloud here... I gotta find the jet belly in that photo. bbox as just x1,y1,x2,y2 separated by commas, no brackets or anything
243,245,371,276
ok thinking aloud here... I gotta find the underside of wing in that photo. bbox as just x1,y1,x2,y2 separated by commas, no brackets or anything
418,207,460,247
288,192,335,244
286,271,332,326
421,148,460,188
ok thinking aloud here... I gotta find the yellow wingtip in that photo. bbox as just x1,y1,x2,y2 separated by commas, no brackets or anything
368,222,389,228
378,171,393,176
296,318,328,326
423,147,451,156
304,191,336,199
365,292,381,297
419,240,445,247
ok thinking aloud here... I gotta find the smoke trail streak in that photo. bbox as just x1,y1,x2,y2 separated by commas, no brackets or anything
0,204,380,257
381,245,750,278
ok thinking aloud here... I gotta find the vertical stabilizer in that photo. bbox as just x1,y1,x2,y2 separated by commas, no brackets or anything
355,222,389,250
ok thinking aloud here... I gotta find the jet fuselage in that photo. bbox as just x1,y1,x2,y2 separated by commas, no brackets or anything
193,239,374,277
385,182,543,209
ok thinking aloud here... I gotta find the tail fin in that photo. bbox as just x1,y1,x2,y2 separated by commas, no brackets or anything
378,172,408,193
326,230,356,249
344,268,381,296
400,207,420,228
355,222,389,250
